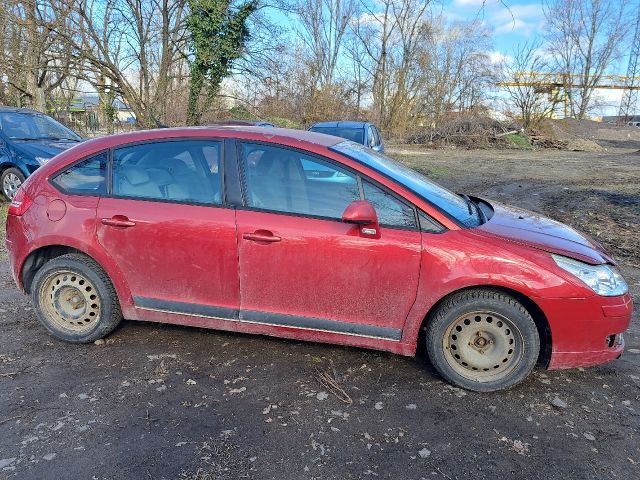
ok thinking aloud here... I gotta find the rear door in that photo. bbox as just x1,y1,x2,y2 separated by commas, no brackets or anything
235,142,422,339
96,139,239,315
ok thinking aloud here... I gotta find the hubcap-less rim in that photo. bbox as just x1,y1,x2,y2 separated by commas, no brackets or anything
39,271,101,332
3,173,22,199
442,311,524,383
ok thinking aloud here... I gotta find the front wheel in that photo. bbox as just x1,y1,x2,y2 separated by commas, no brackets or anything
31,253,123,343
425,289,540,392
1,167,26,201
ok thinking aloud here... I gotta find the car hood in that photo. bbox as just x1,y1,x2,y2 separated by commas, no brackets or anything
12,139,80,159
475,201,614,265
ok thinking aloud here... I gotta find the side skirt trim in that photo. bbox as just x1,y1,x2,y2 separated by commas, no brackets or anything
133,296,402,341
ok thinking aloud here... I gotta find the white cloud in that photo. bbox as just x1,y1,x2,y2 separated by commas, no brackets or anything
443,1,545,38
487,51,512,64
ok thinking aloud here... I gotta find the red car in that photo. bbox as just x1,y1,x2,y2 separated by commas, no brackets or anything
4,128,633,391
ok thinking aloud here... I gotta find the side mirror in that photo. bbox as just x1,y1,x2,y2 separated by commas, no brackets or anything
342,200,379,237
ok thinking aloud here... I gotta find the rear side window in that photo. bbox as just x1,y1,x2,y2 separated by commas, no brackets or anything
367,126,376,148
112,140,222,205
310,127,364,144
363,180,417,229
52,152,107,195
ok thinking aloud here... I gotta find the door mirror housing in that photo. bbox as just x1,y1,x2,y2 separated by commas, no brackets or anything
342,200,378,226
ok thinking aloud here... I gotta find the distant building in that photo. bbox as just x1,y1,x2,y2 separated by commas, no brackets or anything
601,115,640,123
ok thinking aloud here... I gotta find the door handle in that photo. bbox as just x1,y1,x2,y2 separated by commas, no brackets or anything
101,216,136,228
242,231,281,243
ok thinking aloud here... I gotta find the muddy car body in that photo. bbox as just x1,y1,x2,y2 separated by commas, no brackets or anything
5,127,633,391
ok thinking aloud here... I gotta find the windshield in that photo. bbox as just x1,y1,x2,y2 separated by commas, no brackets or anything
0,113,81,141
331,141,481,227
310,126,364,144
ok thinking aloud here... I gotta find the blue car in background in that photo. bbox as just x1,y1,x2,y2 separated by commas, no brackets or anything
0,106,82,200
308,121,384,153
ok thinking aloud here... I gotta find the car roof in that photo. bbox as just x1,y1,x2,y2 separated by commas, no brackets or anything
310,121,370,128
41,127,346,171
0,106,43,115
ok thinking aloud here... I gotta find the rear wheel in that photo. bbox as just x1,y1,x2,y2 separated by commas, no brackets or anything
425,289,539,392
1,167,26,201
31,254,123,343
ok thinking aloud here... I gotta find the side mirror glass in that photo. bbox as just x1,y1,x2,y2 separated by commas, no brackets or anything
342,200,379,237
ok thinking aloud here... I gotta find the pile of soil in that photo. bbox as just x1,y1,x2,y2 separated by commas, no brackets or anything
408,113,520,149
535,119,640,151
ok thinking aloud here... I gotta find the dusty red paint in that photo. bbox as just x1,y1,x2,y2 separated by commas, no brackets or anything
4,127,633,370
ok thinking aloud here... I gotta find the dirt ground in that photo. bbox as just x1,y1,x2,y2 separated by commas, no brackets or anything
1,143,639,479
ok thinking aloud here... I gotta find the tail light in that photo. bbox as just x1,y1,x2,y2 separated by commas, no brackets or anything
8,188,33,216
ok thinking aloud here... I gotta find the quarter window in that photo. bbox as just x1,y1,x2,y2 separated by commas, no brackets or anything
112,140,222,204
241,144,359,219
363,180,417,229
52,152,107,195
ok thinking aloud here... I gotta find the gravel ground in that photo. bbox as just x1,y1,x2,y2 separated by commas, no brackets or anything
0,147,639,480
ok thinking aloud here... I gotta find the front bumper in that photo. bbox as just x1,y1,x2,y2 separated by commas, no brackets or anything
538,293,633,370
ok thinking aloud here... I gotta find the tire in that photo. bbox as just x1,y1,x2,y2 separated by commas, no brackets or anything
31,253,123,343
425,289,540,392
1,167,26,201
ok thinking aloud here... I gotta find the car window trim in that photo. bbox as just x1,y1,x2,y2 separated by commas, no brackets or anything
235,140,422,232
49,149,110,197
107,137,228,208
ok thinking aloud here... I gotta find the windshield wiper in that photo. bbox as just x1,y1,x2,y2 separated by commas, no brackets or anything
460,193,474,216
47,136,80,142
459,193,486,224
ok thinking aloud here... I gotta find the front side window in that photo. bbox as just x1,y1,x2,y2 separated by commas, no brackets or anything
112,140,222,204
52,152,107,195
332,141,481,227
241,143,359,219
363,180,417,228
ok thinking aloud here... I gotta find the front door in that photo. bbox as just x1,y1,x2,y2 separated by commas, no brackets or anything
96,139,239,315
235,142,422,340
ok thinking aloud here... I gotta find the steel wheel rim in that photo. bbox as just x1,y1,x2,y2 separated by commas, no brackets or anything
3,173,22,199
39,270,101,332
442,311,524,382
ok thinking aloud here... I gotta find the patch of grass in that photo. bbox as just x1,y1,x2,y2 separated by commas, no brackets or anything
503,133,534,150
0,202,7,260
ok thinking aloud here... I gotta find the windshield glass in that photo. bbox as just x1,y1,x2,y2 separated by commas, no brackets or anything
310,126,364,144
0,113,81,141
331,141,481,227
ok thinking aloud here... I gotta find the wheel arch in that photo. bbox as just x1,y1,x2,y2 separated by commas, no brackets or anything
20,243,134,317
22,245,89,293
418,285,552,367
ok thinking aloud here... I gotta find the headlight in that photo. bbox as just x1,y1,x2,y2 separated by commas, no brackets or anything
552,254,628,296
35,156,51,165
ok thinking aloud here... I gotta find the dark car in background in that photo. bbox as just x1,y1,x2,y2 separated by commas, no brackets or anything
309,121,384,152
0,107,82,200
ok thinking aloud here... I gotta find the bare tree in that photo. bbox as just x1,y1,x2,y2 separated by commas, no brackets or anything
351,0,432,134
544,0,630,119
49,0,188,127
0,0,78,112
501,41,558,128
287,0,357,88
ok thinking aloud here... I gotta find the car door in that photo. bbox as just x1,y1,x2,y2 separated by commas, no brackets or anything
235,142,422,340
96,139,240,315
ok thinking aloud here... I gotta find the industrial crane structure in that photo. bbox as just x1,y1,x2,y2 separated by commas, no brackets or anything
497,72,640,119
